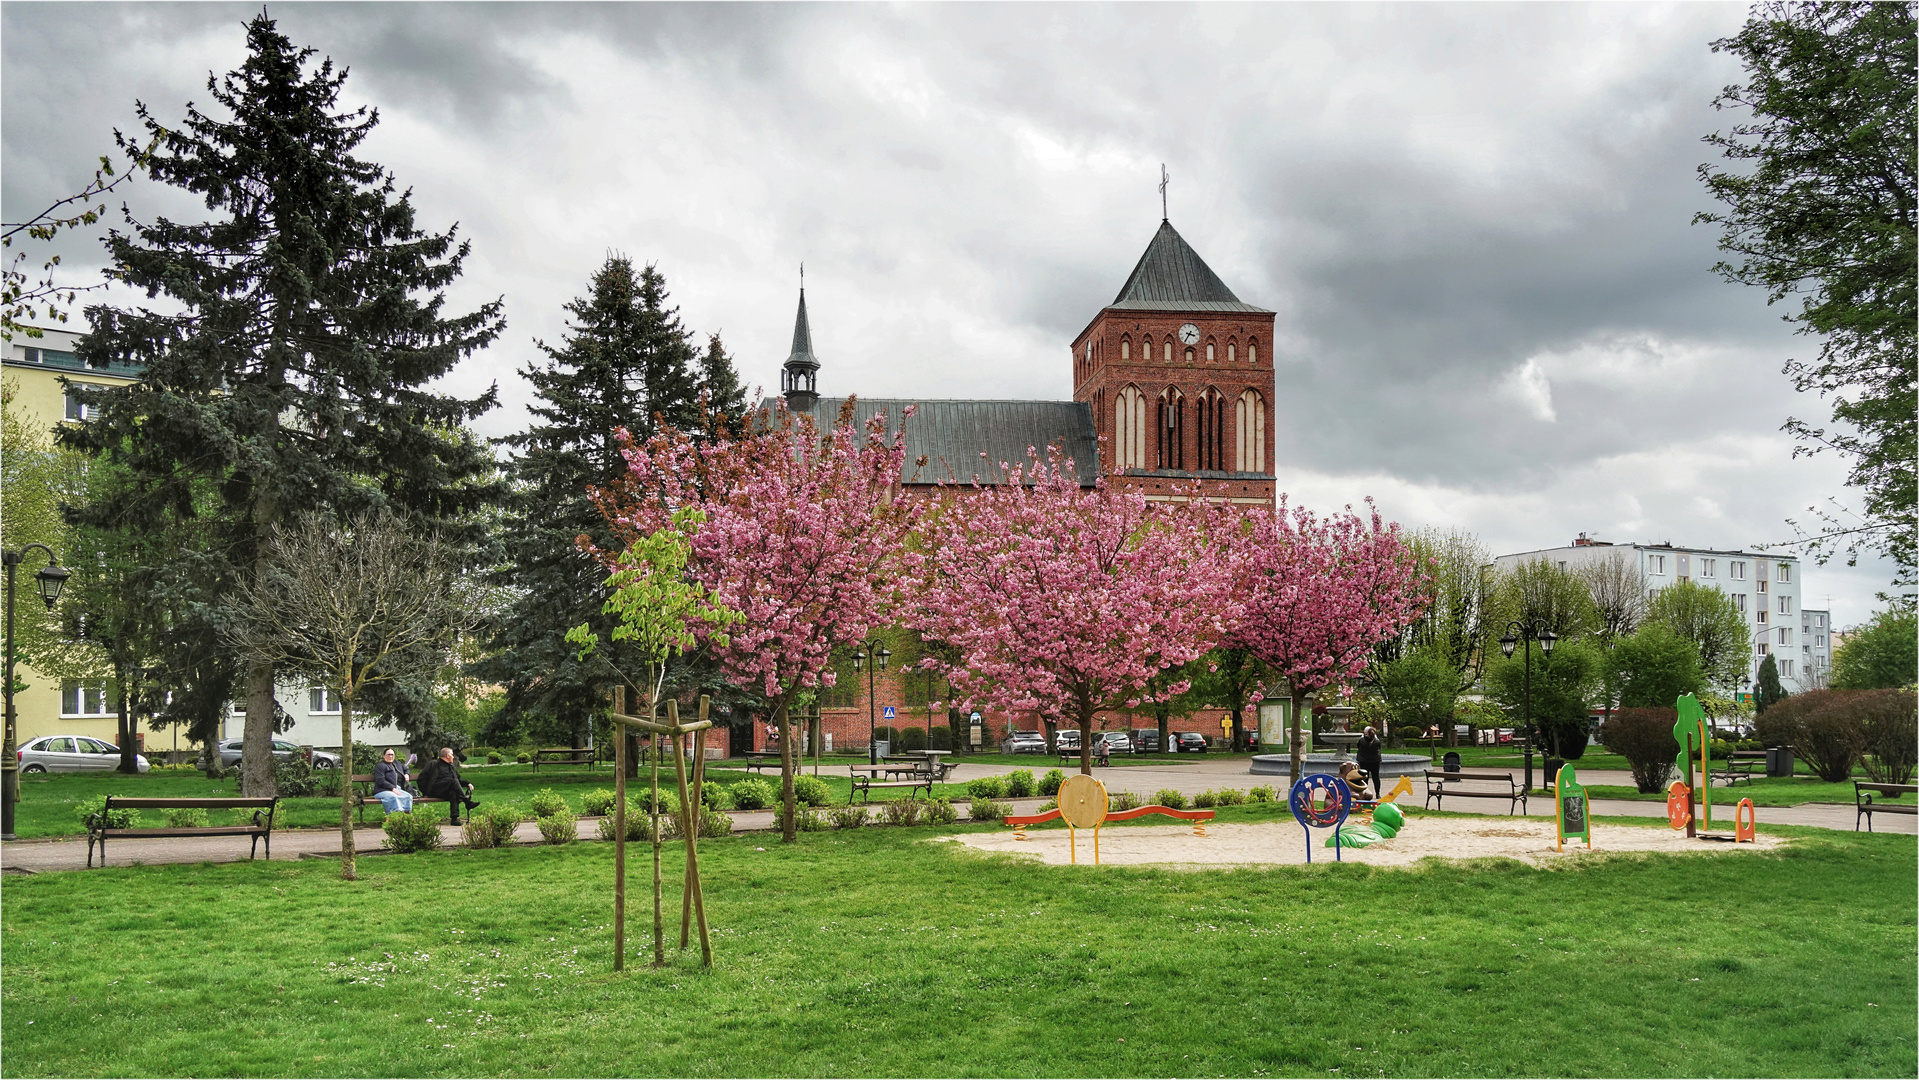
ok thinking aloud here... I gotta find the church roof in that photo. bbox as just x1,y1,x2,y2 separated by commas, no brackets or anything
785,289,819,371
1107,220,1272,314
762,396,1100,487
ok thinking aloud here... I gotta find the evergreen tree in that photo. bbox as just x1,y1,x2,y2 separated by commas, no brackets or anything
697,332,749,430
1754,653,1788,713
62,15,504,794
481,256,703,743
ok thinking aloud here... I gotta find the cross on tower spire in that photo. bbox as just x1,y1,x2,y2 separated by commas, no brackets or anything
1159,164,1169,221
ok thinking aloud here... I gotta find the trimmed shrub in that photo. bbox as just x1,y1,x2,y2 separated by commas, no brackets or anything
1153,788,1187,810
594,803,655,842
75,796,141,830
1859,689,1919,784
1213,787,1246,807
1036,799,1058,812
1758,689,1890,783
1109,790,1141,812
1248,785,1275,803
664,806,733,839
793,774,833,807
1192,790,1219,809
1039,768,1066,797
536,808,577,845
527,788,568,817
966,775,1006,800
796,807,827,832
926,798,960,825
487,753,503,765
1004,769,1036,798
580,788,618,817
634,787,681,817
701,783,735,811
730,778,775,810
273,753,329,798
382,808,443,853
898,726,928,752
880,798,925,827
164,806,210,828
515,753,531,764
829,805,870,829
967,798,1009,822
464,804,523,848
1599,708,1680,793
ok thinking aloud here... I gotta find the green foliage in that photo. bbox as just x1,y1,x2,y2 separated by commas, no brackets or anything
701,784,735,812
1644,579,1752,691
516,753,532,765
1486,639,1601,758
965,775,1005,800
665,807,733,839
1390,528,1497,695
792,774,832,808
75,796,140,830
634,787,680,817
897,726,927,752
1832,609,1919,689
1153,789,1187,810
729,778,775,811
1609,625,1706,709
925,798,960,825
1373,651,1459,735
1756,654,1788,713
1756,689,1869,782
1003,770,1035,798
795,807,827,833
380,808,444,853
271,754,332,799
536,808,577,845
595,805,655,842
828,805,870,829
1493,559,1600,643
1248,785,1276,803
879,798,925,827
965,799,1008,823
1192,790,1218,809
1108,790,1141,812
1598,708,1679,793
1856,689,1919,784
526,788,569,818
1213,788,1246,807
463,805,523,849
488,753,503,765
158,806,207,828
580,788,618,817
1038,769,1065,797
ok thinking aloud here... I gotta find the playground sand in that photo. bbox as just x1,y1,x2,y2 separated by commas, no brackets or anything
939,814,1786,868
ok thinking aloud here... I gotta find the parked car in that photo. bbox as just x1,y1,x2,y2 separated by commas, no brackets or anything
1005,731,1046,754
1130,729,1162,752
1096,731,1133,755
1056,729,1082,753
217,738,341,770
1173,732,1209,753
18,735,150,774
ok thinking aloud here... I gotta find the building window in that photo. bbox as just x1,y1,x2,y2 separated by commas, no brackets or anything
1164,340,1173,361
309,688,341,714
1247,339,1257,365
1778,596,1793,615
1234,389,1266,472
1756,643,1768,656
1732,594,1747,613
1227,343,1236,364
1184,346,1195,363
1780,659,1794,678
62,681,111,717
1120,337,1130,360
1113,385,1147,471
1757,579,1768,594
1196,387,1225,471
1777,563,1792,583
1700,558,1716,578
1730,561,1745,580
1205,341,1215,362
1156,387,1185,471
1778,628,1792,646
1757,609,1768,624
65,389,97,422
1648,554,1666,575
1818,635,1826,646
1815,613,1824,627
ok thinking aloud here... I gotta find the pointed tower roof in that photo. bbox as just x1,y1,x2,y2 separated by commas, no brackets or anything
1108,220,1271,314
781,287,820,409
786,288,819,371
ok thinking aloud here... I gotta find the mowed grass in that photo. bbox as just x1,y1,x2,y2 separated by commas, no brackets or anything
2,813,1913,1078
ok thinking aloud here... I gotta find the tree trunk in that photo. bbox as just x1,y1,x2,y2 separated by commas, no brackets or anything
1078,699,1094,776
1157,709,1170,758
242,660,277,796
115,668,139,774
613,689,627,973
1289,688,1307,784
776,693,797,843
339,694,357,881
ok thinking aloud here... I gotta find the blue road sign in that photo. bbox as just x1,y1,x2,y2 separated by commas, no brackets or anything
883,706,896,720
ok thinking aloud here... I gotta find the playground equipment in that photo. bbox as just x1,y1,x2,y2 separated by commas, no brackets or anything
1003,775,1217,864
1555,763,1590,851
1668,694,1759,843
1380,774,1415,805
1289,773,1354,862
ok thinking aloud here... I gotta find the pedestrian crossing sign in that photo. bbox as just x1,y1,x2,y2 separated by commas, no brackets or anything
883,706,896,719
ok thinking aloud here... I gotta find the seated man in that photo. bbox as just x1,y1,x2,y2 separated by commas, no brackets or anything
418,747,480,824
372,748,413,813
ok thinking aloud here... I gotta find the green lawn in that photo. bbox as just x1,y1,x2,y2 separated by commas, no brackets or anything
2,807,1913,1078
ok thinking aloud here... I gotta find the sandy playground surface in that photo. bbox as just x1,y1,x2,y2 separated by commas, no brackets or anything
938,813,1786,868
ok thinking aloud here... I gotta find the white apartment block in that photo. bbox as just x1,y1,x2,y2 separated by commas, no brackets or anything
1493,534,1816,694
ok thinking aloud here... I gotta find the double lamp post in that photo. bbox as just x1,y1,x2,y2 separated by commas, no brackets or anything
1498,619,1557,794
4,545,72,841
852,638,890,764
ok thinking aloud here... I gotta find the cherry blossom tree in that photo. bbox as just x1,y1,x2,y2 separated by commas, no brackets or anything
1229,499,1427,781
910,450,1239,775
592,402,917,842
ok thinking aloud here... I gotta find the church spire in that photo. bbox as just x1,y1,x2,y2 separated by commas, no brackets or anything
780,271,819,411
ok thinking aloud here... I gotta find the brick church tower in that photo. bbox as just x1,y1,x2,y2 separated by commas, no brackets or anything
1071,220,1276,504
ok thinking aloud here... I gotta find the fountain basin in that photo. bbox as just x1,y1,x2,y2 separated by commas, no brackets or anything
1249,752,1430,781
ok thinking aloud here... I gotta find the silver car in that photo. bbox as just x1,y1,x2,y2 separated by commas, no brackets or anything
218,738,341,769
17,735,151,774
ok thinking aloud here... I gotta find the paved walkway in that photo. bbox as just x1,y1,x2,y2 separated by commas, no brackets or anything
4,760,1904,874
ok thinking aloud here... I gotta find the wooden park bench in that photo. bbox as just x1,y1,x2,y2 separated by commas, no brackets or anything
350,774,449,823
1854,781,1917,832
884,753,957,781
86,796,277,868
1711,750,1766,787
531,747,598,773
1423,769,1527,816
848,763,934,804
736,752,782,773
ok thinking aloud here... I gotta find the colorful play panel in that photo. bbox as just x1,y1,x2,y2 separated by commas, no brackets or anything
1003,774,1216,864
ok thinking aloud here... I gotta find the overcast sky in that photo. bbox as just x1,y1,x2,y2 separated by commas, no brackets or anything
3,2,1897,626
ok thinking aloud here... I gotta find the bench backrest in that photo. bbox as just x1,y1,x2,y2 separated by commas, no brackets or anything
105,796,276,809
1425,770,1517,784
1857,782,1918,795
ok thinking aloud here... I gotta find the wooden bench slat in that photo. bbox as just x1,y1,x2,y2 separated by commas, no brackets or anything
105,797,276,808
1857,781,1918,831
90,796,277,868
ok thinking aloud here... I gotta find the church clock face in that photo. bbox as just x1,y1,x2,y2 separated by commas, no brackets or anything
1178,323,1201,346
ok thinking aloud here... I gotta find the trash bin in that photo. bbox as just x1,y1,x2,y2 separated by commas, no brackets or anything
1765,746,1794,778
873,739,891,758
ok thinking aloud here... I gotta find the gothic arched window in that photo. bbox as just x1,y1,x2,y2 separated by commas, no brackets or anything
1247,338,1258,366
1205,340,1216,362
1156,386,1185,471
1121,336,1131,360
1227,341,1236,364
1163,339,1173,362
1113,385,1147,471
1235,389,1266,473
1197,386,1226,471
1184,346,1195,363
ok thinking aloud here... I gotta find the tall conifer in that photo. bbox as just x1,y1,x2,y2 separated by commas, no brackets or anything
698,332,749,429
63,15,504,794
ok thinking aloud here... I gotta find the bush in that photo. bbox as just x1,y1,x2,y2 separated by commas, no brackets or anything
594,804,656,842
1036,798,1058,812
927,725,954,751
926,798,960,825
580,788,618,817
635,787,681,817
1858,689,1919,784
967,798,1009,822
730,778,775,810
1248,785,1275,803
829,805,870,829
795,807,827,832
1213,787,1246,807
488,753,503,765
1757,689,1879,782
898,726,927,752
1192,790,1219,808
1039,768,1065,797
1396,725,1424,743
527,788,568,817
1004,769,1036,798
1109,790,1141,812
701,783,735,811
382,808,444,853
516,753,531,764
966,775,1006,800
1153,788,1187,810
1599,708,1679,793
880,798,925,827
663,806,733,839
463,804,523,849
75,796,141,830
793,774,833,807
273,753,331,798
536,808,577,845
163,806,209,828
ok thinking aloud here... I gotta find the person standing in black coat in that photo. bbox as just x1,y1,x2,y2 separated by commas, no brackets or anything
1357,726,1384,791
418,747,479,824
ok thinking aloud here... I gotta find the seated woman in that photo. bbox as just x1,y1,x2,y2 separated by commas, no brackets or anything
1337,760,1376,804
373,748,413,813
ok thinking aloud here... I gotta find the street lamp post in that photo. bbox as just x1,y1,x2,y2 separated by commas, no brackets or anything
1498,620,1557,794
853,639,891,764
4,545,72,841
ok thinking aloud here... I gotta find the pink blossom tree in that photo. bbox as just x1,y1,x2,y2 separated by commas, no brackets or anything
592,402,917,842
1228,499,1427,781
909,450,1240,775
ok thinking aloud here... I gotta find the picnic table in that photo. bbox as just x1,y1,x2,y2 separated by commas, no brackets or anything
884,751,956,780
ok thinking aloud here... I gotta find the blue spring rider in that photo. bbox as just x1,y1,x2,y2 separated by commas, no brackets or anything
1289,773,1354,863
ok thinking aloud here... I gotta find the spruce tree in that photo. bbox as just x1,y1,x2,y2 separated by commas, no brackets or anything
698,332,749,429
481,256,704,743
1755,653,1788,714
62,14,504,794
